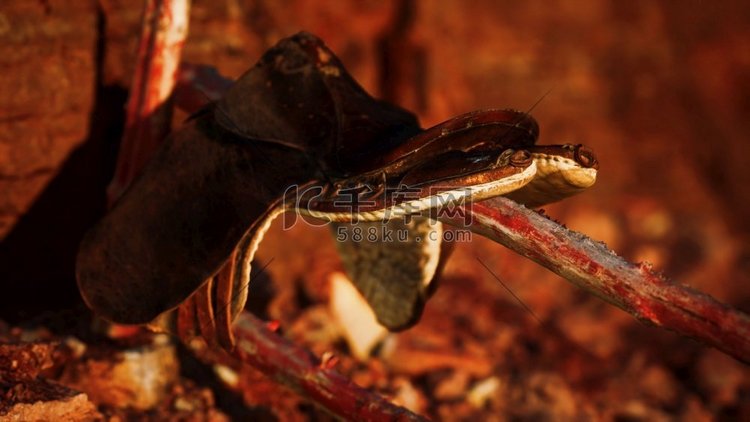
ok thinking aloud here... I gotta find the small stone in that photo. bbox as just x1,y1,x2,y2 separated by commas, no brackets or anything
391,377,427,415
173,396,195,412
0,341,58,381
467,376,500,408
329,272,388,360
213,364,239,388
60,334,179,410
0,378,100,421
63,337,87,360
434,370,470,400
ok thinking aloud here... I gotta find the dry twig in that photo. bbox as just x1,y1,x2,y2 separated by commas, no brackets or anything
441,198,750,363
107,0,190,204
232,312,427,421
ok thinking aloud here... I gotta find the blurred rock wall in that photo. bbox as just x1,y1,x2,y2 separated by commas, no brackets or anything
0,1,97,238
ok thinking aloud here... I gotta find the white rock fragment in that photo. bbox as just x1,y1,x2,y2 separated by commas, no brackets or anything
467,376,501,408
213,364,239,388
329,272,388,360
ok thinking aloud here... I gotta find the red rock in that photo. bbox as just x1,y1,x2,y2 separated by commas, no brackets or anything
0,0,97,238
1,378,100,421
0,341,57,381
59,335,179,410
